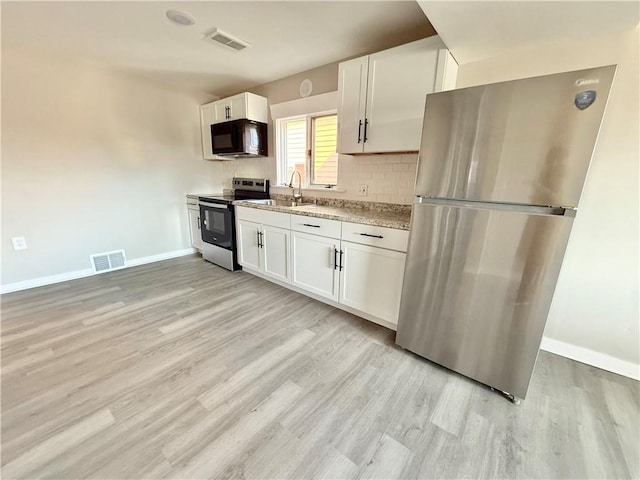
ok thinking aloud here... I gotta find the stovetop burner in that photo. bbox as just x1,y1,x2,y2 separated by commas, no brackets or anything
198,177,269,205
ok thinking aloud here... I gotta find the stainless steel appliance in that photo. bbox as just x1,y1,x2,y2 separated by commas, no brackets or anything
210,119,268,158
199,178,269,270
396,66,616,403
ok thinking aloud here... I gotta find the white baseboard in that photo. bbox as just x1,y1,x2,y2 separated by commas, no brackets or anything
541,336,640,381
0,268,97,295
126,248,196,268
0,248,197,295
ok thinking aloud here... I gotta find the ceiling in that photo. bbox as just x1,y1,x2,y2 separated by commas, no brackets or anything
418,1,640,65
1,1,435,96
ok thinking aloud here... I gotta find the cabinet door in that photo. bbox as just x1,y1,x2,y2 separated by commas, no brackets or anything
244,93,268,123
213,101,230,124
364,39,441,153
188,207,203,251
200,103,215,159
227,94,246,121
237,220,261,271
291,231,339,301
337,56,368,154
339,241,406,326
262,225,291,283
262,225,290,283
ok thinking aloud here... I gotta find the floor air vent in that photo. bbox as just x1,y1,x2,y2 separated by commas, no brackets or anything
90,249,127,273
204,28,250,51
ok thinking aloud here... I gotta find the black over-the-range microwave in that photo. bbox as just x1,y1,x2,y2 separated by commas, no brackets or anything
210,119,268,157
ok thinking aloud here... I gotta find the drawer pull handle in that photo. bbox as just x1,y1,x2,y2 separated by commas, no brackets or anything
303,223,321,228
358,233,383,239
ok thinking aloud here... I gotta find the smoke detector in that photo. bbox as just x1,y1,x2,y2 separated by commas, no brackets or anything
166,10,195,26
205,28,251,51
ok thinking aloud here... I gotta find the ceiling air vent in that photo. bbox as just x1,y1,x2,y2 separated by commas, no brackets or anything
90,249,127,273
205,28,250,51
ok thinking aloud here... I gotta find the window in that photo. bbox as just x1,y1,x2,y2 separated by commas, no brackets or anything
277,112,338,187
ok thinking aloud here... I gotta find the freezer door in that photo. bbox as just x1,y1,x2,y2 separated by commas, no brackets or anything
415,65,615,207
396,202,574,399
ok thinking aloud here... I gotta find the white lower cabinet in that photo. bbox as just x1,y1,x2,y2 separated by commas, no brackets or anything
236,207,408,329
339,241,406,326
291,231,340,301
290,215,408,328
187,199,203,251
236,208,291,283
262,225,290,283
237,220,261,271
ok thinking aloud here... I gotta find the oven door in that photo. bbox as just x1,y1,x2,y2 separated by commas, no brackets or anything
199,201,234,249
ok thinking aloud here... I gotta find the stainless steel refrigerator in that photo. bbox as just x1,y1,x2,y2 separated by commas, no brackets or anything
396,65,616,403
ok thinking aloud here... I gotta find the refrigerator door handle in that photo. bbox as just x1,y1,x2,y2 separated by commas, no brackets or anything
415,196,576,217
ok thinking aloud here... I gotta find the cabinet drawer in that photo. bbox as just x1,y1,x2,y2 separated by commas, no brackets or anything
236,207,290,229
341,222,409,252
290,214,341,239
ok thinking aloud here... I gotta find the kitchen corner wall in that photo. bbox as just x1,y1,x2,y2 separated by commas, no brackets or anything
219,153,418,204
1,46,223,287
219,61,418,204
457,27,640,375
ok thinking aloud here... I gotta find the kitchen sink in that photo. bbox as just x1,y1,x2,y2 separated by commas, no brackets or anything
243,199,315,208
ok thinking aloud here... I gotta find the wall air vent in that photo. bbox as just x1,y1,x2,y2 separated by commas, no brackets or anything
90,249,127,273
204,28,250,51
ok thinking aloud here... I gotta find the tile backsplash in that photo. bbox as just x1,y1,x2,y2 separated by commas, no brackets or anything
220,153,418,205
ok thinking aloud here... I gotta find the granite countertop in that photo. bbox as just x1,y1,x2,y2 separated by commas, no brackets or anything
233,196,412,230
186,193,225,199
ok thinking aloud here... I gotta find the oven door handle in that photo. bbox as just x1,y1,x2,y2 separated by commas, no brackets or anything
198,201,229,209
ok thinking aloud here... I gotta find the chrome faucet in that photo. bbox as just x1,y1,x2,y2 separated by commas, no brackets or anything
288,170,303,201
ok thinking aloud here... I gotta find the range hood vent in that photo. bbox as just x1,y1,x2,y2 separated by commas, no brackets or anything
205,28,250,51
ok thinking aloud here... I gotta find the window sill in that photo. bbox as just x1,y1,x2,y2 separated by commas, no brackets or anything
272,185,346,193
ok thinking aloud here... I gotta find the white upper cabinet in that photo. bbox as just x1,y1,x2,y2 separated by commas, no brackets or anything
199,92,268,159
200,103,216,160
337,57,369,154
337,36,458,154
209,92,267,124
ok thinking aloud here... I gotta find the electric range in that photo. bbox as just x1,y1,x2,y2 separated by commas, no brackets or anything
198,178,269,270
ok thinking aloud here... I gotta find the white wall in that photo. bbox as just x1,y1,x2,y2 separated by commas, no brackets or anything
1,46,224,288
456,28,639,376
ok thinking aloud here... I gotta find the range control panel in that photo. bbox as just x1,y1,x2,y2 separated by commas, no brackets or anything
232,177,269,193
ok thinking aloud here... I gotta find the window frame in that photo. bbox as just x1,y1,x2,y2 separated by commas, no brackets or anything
276,109,338,188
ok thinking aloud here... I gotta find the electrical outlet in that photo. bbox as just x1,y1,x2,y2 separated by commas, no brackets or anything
358,184,368,197
12,236,27,251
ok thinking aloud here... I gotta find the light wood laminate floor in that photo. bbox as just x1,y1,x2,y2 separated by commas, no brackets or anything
2,255,638,479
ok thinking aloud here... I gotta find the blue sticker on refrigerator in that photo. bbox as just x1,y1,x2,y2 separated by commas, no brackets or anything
575,90,596,110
